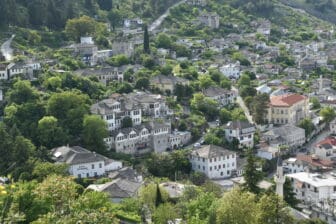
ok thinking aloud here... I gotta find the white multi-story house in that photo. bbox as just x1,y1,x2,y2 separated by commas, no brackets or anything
52,146,122,178
90,96,142,131
262,125,305,149
267,94,309,125
314,137,336,161
190,145,237,179
224,121,256,149
203,86,236,106
283,155,334,174
107,121,172,154
286,172,336,223
127,92,173,118
220,62,241,79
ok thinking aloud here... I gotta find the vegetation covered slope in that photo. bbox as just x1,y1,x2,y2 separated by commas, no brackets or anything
0,0,180,30
279,0,336,23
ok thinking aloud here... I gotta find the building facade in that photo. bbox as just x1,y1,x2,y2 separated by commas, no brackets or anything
224,121,256,149
190,145,237,179
267,94,309,125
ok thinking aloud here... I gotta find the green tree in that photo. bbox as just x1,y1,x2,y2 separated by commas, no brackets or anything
32,162,68,182
310,97,321,109
65,16,97,41
82,115,108,153
37,116,68,149
156,33,172,49
7,80,39,105
251,93,269,124
143,24,150,54
219,108,232,124
256,193,294,224
108,9,122,30
320,107,336,123
216,188,257,224
299,118,315,137
238,74,251,87
284,177,300,208
190,93,219,121
47,91,90,138
243,149,263,194
135,77,150,90
153,203,177,224
121,116,133,128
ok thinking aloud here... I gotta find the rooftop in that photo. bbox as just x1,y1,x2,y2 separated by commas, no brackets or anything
191,145,235,159
286,172,336,187
270,94,307,107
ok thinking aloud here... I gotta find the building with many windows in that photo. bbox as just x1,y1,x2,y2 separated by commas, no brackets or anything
267,94,309,125
190,145,237,179
224,121,256,149
52,146,122,178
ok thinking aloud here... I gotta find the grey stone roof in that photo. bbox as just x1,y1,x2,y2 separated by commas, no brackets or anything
150,75,189,85
90,97,140,115
203,86,231,97
191,145,235,159
52,146,107,165
225,121,254,130
97,178,142,198
263,125,304,138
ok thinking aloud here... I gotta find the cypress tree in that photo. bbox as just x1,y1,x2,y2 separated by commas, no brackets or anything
143,24,150,54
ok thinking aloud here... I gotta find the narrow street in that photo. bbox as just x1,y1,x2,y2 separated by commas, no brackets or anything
232,86,254,124
149,0,186,32
1,35,15,61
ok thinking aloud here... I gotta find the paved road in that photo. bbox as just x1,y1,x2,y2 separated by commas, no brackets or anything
149,0,186,32
1,35,15,61
232,86,254,124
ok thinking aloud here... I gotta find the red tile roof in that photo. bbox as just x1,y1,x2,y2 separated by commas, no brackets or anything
270,94,307,107
316,136,336,147
296,154,334,168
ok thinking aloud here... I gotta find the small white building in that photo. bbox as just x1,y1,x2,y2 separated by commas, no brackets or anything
314,137,336,161
52,146,122,178
0,89,3,102
169,131,192,149
190,145,237,179
220,62,241,79
256,84,272,94
224,121,256,149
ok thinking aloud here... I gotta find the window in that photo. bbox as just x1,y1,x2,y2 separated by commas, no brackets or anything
99,163,102,168
214,158,217,162
219,165,221,169
94,172,97,177
92,164,95,169
232,162,235,167
203,158,205,162
223,164,225,168
203,166,205,170
198,165,200,169
221,172,223,176
302,192,305,197
210,166,212,171
210,159,212,163
78,174,81,178
214,166,217,170
227,170,230,175
86,173,89,178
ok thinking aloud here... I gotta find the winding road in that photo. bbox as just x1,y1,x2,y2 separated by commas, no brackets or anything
1,35,15,61
149,0,186,32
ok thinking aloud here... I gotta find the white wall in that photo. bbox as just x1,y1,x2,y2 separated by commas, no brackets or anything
69,161,105,178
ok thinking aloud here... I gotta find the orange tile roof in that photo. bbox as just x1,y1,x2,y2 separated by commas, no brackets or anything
296,154,334,168
270,94,307,107
316,136,336,147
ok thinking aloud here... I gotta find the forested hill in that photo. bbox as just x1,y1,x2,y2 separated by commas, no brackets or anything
279,0,336,23
0,0,180,30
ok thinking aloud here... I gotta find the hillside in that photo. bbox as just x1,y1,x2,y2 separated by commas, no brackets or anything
0,0,180,30
279,0,336,23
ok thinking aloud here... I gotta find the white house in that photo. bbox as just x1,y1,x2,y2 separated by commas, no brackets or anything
51,146,122,178
203,86,236,106
283,155,334,174
219,62,241,79
224,121,256,149
314,137,336,161
0,89,3,102
256,84,272,94
91,96,142,131
190,145,237,179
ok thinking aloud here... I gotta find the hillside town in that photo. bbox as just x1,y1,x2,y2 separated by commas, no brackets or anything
2,0,336,223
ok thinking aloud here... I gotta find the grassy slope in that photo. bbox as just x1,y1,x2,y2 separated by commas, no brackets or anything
279,0,336,23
